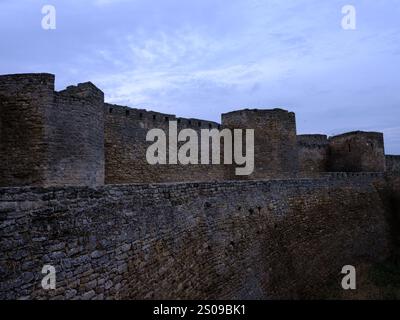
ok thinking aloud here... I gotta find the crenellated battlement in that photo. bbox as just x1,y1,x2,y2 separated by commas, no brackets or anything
104,102,220,130
297,134,328,148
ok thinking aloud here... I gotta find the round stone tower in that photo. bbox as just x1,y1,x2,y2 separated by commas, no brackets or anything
222,108,298,180
328,131,385,172
0,73,105,187
0,73,55,186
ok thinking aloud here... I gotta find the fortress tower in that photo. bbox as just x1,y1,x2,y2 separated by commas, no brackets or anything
222,108,298,179
0,74,54,186
0,73,104,187
328,131,385,172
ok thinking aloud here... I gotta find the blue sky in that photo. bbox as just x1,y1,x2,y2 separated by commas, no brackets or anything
1,0,400,153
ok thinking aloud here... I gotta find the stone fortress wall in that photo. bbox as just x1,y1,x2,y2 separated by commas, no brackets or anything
1,173,397,300
1,73,400,300
104,103,226,184
1,73,397,188
386,155,400,173
297,134,329,176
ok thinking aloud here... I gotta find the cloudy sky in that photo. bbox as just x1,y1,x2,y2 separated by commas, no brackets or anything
1,0,400,153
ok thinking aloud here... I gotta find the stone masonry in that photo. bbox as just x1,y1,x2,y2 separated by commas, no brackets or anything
1,73,400,300
1,173,398,299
